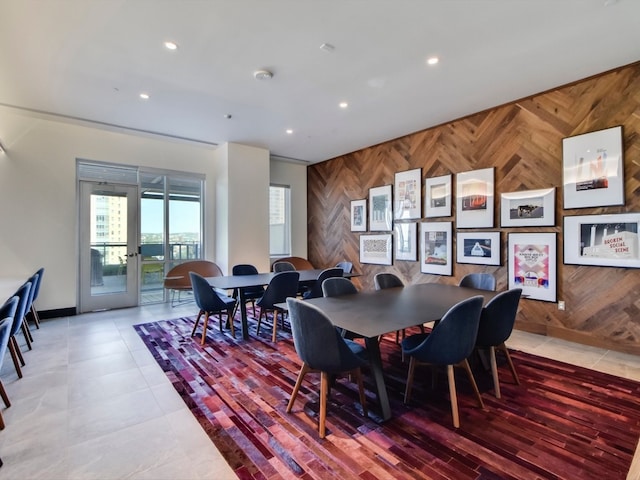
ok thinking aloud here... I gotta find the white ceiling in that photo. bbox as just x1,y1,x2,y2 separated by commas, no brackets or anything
1,0,639,164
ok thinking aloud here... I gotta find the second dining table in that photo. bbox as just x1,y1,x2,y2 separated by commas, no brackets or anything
304,282,499,421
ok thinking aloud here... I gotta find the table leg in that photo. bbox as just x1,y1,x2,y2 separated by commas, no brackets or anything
239,288,249,340
364,336,391,421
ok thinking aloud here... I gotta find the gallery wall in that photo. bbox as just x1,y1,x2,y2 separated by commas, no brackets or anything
307,61,640,355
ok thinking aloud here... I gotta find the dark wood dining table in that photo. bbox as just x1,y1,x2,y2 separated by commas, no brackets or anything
304,282,499,421
207,269,358,340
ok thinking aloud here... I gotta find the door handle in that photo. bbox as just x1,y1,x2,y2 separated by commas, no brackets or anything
126,252,138,258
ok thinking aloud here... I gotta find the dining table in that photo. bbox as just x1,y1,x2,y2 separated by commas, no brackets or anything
206,269,358,340
304,282,499,421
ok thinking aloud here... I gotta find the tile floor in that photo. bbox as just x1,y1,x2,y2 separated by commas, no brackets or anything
0,303,639,480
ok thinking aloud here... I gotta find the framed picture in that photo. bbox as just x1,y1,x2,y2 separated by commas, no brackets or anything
508,233,557,302
394,168,422,220
456,167,495,228
500,187,555,227
394,222,417,261
359,233,392,265
369,185,393,231
456,231,501,265
420,222,452,275
350,199,367,232
562,126,624,209
563,213,640,268
425,174,452,218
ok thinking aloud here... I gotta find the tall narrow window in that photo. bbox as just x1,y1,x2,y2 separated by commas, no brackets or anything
269,185,291,257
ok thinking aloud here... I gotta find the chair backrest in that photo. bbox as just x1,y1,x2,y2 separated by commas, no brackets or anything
273,261,296,273
164,261,223,290
272,256,314,271
26,272,39,309
335,261,353,274
475,288,522,347
286,297,365,374
459,273,496,291
405,295,484,365
322,277,358,297
232,264,265,296
189,272,229,312
259,271,300,307
32,267,45,301
374,272,404,290
305,267,343,299
11,281,32,336
0,296,18,367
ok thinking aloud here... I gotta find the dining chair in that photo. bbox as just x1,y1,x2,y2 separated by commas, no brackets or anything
256,271,300,342
272,261,296,273
321,277,358,297
459,273,496,291
335,261,353,274
27,267,44,329
303,267,343,299
189,272,237,345
374,272,419,343
8,282,32,378
402,295,485,428
22,271,40,341
0,296,18,429
475,288,522,399
231,264,265,318
285,297,368,438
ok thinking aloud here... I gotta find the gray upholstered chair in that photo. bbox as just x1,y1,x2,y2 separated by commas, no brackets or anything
459,273,496,291
256,271,300,342
303,267,343,299
189,272,237,344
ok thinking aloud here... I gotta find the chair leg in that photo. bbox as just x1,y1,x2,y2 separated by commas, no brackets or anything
404,357,416,403
287,363,310,413
489,346,501,398
0,380,10,408
272,310,278,342
499,343,521,385
30,306,41,329
0,411,4,430
319,371,329,438
200,312,211,346
191,310,203,338
256,310,264,335
353,367,367,418
8,337,23,378
21,322,33,350
446,365,460,428
227,309,235,337
460,359,484,409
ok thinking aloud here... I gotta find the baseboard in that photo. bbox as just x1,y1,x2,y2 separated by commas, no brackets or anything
38,307,76,319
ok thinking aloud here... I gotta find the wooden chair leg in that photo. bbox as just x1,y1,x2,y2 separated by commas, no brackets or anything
499,343,520,385
256,310,264,335
0,381,11,408
404,357,416,403
30,306,41,329
8,337,23,378
227,309,235,337
446,365,460,428
0,411,4,430
353,368,367,418
319,371,329,438
271,310,278,342
489,346,501,398
200,313,211,346
286,363,310,413
21,322,33,350
460,359,484,409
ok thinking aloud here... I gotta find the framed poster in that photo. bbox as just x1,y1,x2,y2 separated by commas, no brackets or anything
350,199,367,232
562,126,624,209
456,231,501,265
394,222,417,261
456,168,495,228
420,222,452,275
425,174,452,218
508,233,557,302
500,188,555,227
359,233,392,265
394,168,421,220
563,213,640,268
369,185,393,231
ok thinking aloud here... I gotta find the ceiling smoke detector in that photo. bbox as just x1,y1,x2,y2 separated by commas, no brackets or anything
253,69,273,80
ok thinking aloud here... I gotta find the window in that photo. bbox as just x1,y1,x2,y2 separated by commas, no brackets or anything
269,185,291,256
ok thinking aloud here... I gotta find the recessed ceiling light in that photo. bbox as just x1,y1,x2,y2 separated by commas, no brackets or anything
139,93,150,100
254,69,273,80
339,102,348,109
427,56,439,66
319,43,335,53
164,41,178,50
286,129,293,134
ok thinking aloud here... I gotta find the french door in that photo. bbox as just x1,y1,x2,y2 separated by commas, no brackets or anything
78,181,139,312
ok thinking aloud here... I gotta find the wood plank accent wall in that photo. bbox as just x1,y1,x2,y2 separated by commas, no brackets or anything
308,61,640,355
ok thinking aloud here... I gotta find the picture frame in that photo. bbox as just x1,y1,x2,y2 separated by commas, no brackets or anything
456,231,501,265
420,221,452,275
500,187,555,227
359,233,393,265
508,232,557,302
425,174,452,218
394,222,418,261
563,213,640,268
350,199,367,232
369,184,393,231
456,167,495,228
394,168,422,220
562,125,624,209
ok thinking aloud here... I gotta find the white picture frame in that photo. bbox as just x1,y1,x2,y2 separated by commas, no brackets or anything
350,199,367,232
456,167,495,228
508,232,557,302
369,185,393,231
500,187,556,227
394,222,418,261
562,126,624,209
394,168,422,220
420,221,452,275
456,231,501,265
425,174,452,218
359,233,393,265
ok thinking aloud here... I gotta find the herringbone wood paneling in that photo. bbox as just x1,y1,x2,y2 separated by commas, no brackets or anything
308,61,640,354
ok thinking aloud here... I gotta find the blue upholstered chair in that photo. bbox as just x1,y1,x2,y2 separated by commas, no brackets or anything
189,272,237,345
8,282,32,378
459,273,496,291
402,295,485,428
231,264,264,318
256,271,300,342
475,288,523,398
285,297,368,438
27,267,44,329
0,296,18,429
303,267,343,300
